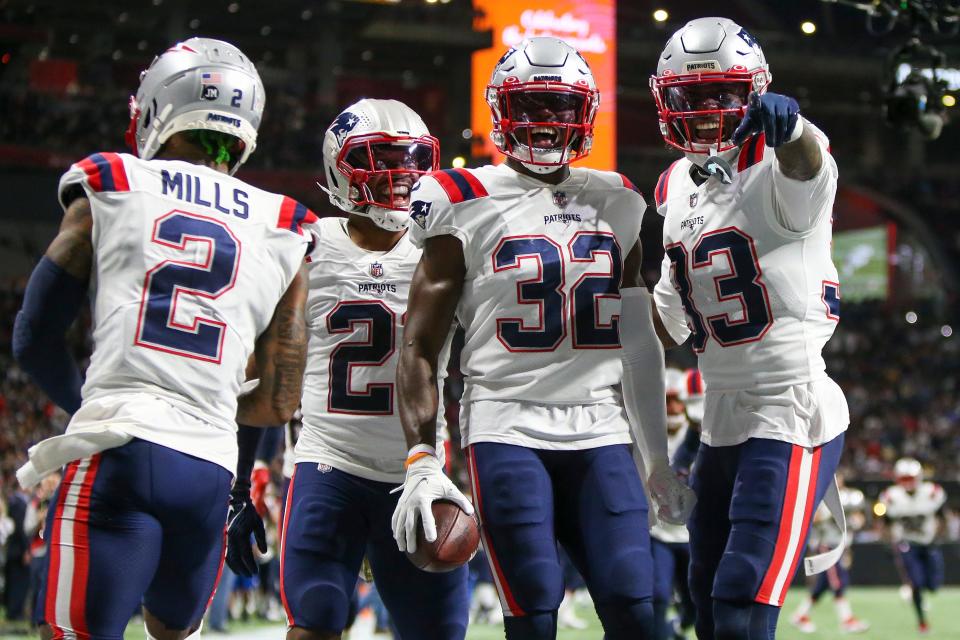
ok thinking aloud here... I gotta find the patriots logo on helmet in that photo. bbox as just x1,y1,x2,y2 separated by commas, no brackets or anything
736,28,760,52
330,112,360,145
411,200,432,229
370,262,384,278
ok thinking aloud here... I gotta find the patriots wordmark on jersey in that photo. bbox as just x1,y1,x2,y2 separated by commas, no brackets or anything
295,217,452,483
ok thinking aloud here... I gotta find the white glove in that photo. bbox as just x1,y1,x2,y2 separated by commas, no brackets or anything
647,461,696,526
391,452,474,553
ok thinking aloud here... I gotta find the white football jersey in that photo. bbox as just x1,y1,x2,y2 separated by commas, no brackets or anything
58,152,313,473
408,164,646,448
653,125,849,447
880,482,946,546
295,217,451,483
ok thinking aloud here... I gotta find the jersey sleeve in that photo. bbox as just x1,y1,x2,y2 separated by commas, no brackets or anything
653,252,692,345
769,119,838,236
653,160,681,217
406,173,467,250
58,152,131,211
277,197,319,237
930,484,947,511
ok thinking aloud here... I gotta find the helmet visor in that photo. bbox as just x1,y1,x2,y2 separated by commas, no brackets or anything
662,81,750,146
504,90,589,151
340,137,438,210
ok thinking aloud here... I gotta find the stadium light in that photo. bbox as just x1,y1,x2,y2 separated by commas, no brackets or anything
942,325,953,338
461,128,473,139
943,94,957,107
452,156,466,168
653,9,669,23
873,502,887,517
905,311,918,324
801,21,817,35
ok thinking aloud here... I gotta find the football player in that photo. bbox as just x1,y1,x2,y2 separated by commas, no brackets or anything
650,369,701,640
879,458,946,633
392,37,694,640
789,475,870,634
648,18,849,639
227,99,470,640
12,38,311,639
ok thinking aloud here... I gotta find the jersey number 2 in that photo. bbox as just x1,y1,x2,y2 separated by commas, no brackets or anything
327,301,396,415
135,211,240,362
493,232,622,351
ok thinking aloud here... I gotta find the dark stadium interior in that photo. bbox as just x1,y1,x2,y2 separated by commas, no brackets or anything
0,0,958,634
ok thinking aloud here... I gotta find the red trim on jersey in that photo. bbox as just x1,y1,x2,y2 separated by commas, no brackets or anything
277,197,317,235
654,160,680,208
618,173,642,194
685,369,703,396
102,152,130,191
467,447,525,616
279,466,297,626
430,170,462,204
737,134,766,172
69,454,101,637
453,168,489,198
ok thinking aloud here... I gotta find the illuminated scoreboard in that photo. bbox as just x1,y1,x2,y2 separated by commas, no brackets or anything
471,1,617,170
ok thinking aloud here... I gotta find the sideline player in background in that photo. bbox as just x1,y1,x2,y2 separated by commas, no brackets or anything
649,17,848,639
393,37,693,640
228,99,470,640
650,369,701,640
12,38,311,639
880,458,947,633
789,475,870,634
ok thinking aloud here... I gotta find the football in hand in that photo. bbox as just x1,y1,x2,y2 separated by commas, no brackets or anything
405,499,481,573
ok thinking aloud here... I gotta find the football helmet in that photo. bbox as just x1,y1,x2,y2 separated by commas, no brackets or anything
126,38,265,174
894,457,923,490
487,37,600,174
321,99,439,232
650,17,772,154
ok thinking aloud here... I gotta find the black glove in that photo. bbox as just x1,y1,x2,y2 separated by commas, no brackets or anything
225,490,267,577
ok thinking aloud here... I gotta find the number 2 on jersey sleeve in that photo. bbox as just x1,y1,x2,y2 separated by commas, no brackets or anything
327,301,396,415
493,232,622,352
667,227,773,352
135,211,240,362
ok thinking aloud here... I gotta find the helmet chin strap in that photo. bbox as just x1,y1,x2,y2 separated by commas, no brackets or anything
520,161,565,175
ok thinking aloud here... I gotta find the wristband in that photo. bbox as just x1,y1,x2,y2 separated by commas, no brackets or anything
405,444,436,469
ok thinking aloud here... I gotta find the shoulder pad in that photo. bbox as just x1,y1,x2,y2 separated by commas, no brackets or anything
654,160,681,211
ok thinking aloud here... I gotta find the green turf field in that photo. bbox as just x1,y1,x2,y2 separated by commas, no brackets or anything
1,587,955,638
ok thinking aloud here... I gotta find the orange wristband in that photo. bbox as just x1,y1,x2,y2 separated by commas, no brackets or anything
404,451,433,469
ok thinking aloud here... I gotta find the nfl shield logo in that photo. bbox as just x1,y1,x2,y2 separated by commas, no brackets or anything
689,192,699,208
552,190,568,209
370,262,384,278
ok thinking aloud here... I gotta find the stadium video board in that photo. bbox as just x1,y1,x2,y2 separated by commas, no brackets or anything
832,225,891,301
471,0,617,170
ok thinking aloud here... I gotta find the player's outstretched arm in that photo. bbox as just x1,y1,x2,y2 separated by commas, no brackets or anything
732,91,822,181
392,234,473,553
12,194,93,413
621,240,696,525
237,266,308,426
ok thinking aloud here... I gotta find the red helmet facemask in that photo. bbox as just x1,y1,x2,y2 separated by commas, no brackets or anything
336,133,440,211
650,69,764,153
489,80,598,167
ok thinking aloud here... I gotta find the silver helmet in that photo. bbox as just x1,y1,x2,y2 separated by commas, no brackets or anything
126,38,265,174
487,37,600,174
321,98,439,232
650,18,771,154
